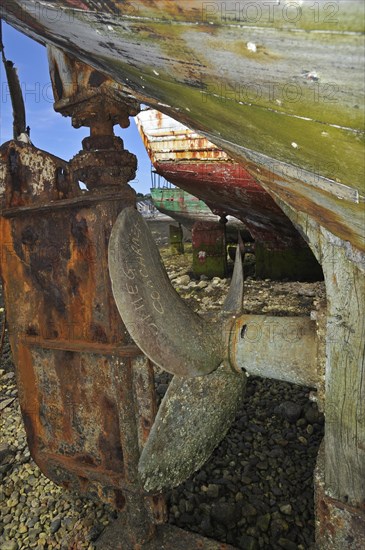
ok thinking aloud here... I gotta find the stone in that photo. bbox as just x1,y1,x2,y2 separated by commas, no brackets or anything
3,514,13,524
0,398,16,411
197,280,209,289
0,541,18,550
156,383,169,397
304,406,320,424
238,534,258,550
3,372,15,380
87,524,104,542
211,503,241,527
241,503,257,517
200,517,213,537
256,513,271,532
271,518,289,537
50,517,62,534
206,484,220,498
277,401,302,424
64,517,76,531
175,274,190,286
280,504,293,515
242,476,252,485
178,499,187,514
28,528,42,542
0,443,13,464
269,448,284,458
278,537,298,550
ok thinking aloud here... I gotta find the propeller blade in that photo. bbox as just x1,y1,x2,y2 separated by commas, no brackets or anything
222,233,244,314
138,363,246,492
108,207,224,377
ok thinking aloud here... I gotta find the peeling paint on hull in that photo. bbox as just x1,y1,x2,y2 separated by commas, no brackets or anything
136,109,310,250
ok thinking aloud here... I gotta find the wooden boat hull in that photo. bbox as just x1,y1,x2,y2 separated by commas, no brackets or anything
1,1,364,250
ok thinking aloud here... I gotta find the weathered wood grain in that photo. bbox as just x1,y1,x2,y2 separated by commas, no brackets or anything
268,195,365,507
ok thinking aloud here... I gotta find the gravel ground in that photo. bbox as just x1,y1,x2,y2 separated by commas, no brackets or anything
0,243,325,549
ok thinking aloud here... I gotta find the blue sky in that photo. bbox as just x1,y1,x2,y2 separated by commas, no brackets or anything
0,22,153,195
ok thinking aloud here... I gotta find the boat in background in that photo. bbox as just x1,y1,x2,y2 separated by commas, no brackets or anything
150,173,218,230
136,108,323,280
150,171,249,236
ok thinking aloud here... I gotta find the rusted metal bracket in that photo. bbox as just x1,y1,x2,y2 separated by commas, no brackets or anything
0,47,169,547
0,137,166,544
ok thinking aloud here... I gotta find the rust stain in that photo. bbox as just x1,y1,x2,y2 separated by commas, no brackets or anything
0,138,158,516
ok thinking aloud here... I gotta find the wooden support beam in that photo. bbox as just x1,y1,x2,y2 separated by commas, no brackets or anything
265,195,365,516
320,235,365,507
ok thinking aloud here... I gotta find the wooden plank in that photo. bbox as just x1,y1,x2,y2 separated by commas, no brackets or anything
320,234,365,506
268,196,365,507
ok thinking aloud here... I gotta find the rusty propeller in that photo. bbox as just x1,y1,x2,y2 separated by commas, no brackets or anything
108,207,246,491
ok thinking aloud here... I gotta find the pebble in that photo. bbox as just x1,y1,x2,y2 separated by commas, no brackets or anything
280,504,293,515
241,503,257,517
271,518,289,537
87,524,104,542
278,537,298,550
197,280,209,289
211,503,241,527
239,534,258,550
0,541,19,550
305,406,321,424
256,513,271,532
50,517,61,534
3,372,15,380
3,514,13,525
205,484,220,498
276,401,302,424
175,274,190,286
